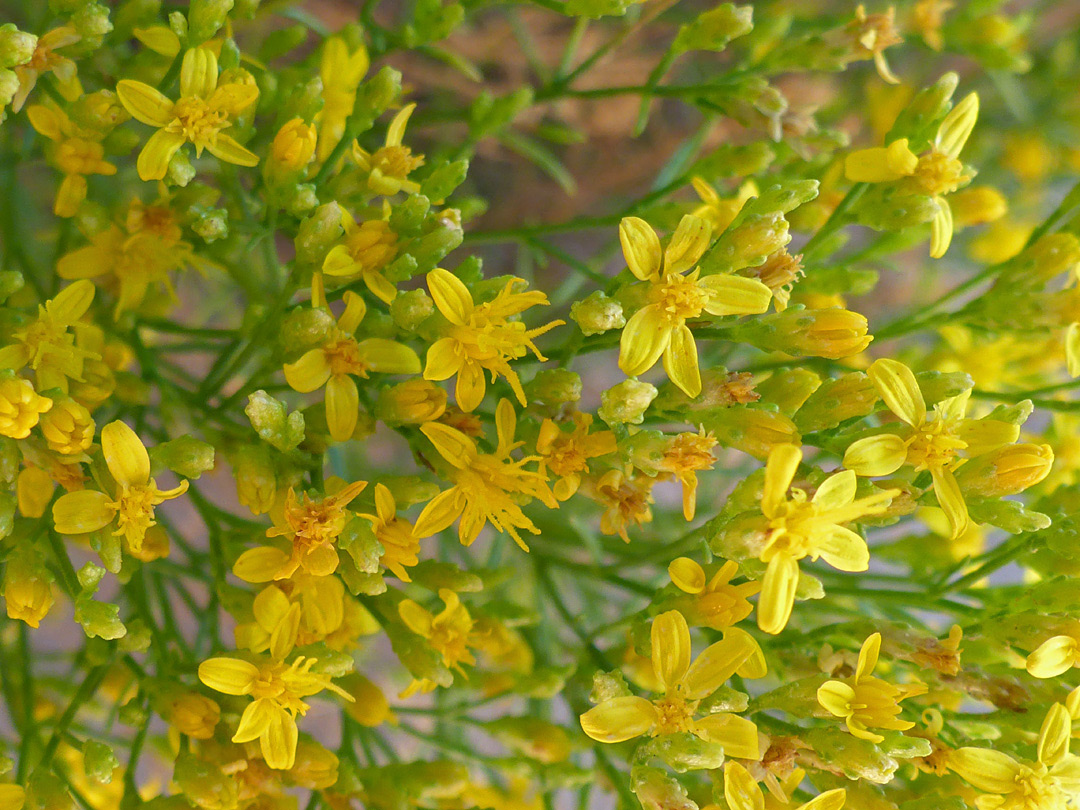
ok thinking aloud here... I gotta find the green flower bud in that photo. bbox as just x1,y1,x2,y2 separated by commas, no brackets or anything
83,740,119,785
246,390,305,452
631,766,697,810
732,307,872,359
73,3,114,42
167,149,196,187
794,372,877,432
701,211,790,273
281,305,334,352
0,25,37,69
150,435,215,480
570,291,625,336
855,187,939,230
527,368,582,405
232,444,276,515
173,751,239,810
0,68,18,114
188,0,234,44
887,71,958,152
639,732,728,773
599,379,657,426
286,183,319,217
191,207,228,243
390,288,434,330
754,367,821,415
1002,232,1080,287
957,443,1054,499
421,159,469,203
295,202,346,266
409,222,464,273
702,405,799,459
673,4,753,54
589,669,632,703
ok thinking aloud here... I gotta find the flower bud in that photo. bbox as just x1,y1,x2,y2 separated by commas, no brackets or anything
599,379,657,426
589,669,632,703
390,288,434,330
4,554,54,628
233,445,277,515
270,118,317,173
956,443,1054,498
377,379,447,425
1001,232,1080,287
0,69,18,115
128,525,169,562
173,751,238,810
570,291,625,336
342,672,394,726
738,308,873,359
0,377,52,439
631,766,696,810
291,741,339,789
73,3,113,42
0,25,37,68
703,211,791,273
17,467,54,519
40,398,95,455
638,732,728,772
82,740,119,785
188,0,235,44
527,369,582,406
703,406,799,459
950,186,1007,227
167,692,220,739
295,202,346,266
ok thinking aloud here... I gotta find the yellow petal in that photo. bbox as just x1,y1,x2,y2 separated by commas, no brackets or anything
662,324,701,397
937,93,979,159
698,274,772,316
232,697,275,743
262,706,298,770
814,526,870,573
134,26,181,57
386,103,415,147
693,713,760,759
455,360,486,413
664,214,711,275
303,542,339,577
619,305,670,377
338,291,367,334
208,82,259,116
957,418,1019,457
198,657,259,695
651,610,691,692
115,80,174,127
398,599,433,637
855,632,881,681
0,785,26,810
283,349,332,393
52,490,114,535
50,279,96,323
817,680,855,718
325,374,359,442
948,748,1022,794
358,339,421,375
1067,323,1080,378
207,132,260,168
868,358,925,427
619,217,662,281
844,140,917,182
427,268,474,325
668,557,706,594
762,444,801,517
682,632,755,699
181,47,219,100
844,434,908,477
1038,703,1071,767
421,422,475,468
723,761,764,810
233,546,290,583
758,553,799,635
27,104,64,140
413,489,462,538
580,696,657,743
813,470,856,509
424,337,463,382
930,199,954,259
102,420,151,488
931,465,969,539
137,129,186,181
1027,636,1080,679
798,789,847,810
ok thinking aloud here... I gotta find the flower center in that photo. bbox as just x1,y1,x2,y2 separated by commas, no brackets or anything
110,484,163,546
651,695,696,735
650,274,708,325
324,335,369,378
906,418,967,471
172,97,228,145
371,145,423,180
1016,764,1061,810
56,139,106,174
281,493,350,550
16,316,79,372
763,492,818,560
911,151,966,197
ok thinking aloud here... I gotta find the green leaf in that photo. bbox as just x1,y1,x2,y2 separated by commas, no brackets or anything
673,4,753,54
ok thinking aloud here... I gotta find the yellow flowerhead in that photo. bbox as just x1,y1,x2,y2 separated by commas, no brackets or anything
321,215,399,303
843,358,1020,538
26,104,117,217
413,399,557,551
535,412,617,501
166,692,221,740
12,26,82,113
724,761,845,810
657,427,718,521
0,376,52,439
668,557,759,630
358,483,422,582
617,214,772,397
198,654,352,771
949,703,1080,810
0,279,98,392
579,610,762,755
283,290,420,442
351,104,425,196
839,5,903,84
423,267,563,412
39,397,95,455
52,420,189,552
232,479,368,582
817,632,927,743
270,117,317,172
845,93,979,257
116,47,259,180
757,444,897,635
399,588,477,675
3,554,55,629
317,36,370,162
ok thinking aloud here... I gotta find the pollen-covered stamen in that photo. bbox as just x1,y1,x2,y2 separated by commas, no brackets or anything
110,482,179,546
909,151,967,197
651,695,697,735
323,333,370,378
906,417,967,471
649,272,710,325
276,489,353,553
56,139,108,174
370,145,424,181
169,97,230,149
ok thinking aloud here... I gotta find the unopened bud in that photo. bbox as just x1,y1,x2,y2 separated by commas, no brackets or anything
291,741,339,789
82,740,119,785
233,445,277,515
40,398,95,455
527,369,582,406
0,26,37,68
704,211,791,273
957,443,1054,498
736,308,873,359
703,406,799,460
0,376,51,439
377,379,446,424
173,751,238,810
950,186,1007,227
271,118,317,173
188,0,234,44
167,692,220,739
631,766,697,810
390,289,434,330
342,672,394,726
3,554,54,628
295,202,346,266
570,291,625,336
17,467,54,519
599,379,657,426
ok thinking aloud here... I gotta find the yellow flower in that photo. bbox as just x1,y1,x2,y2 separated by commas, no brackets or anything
317,36,369,162
0,376,52,439
668,557,759,630
690,178,758,233
116,47,259,181
843,358,1020,538
423,267,563,412
414,399,557,550
270,117,317,173
321,215,399,303
167,692,221,740
17,467,54,518
26,104,116,217
3,555,54,629
0,279,97,392
846,93,979,257
817,632,927,743
579,610,762,754
535,412,617,500
593,468,655,542
358,483,422,582
39,397,95,455
839,5,903,84
351,104,425,196
283,290,420,442
198,654,353,771
724,761,845,810
232,479,368,582
12,26,81,113
52,420,189,551
657,428,718,521
949,703,1080,810
398,588,477,697
911,0,954,51
1027,633,1080,680
0,785,26,810
617,215,772,397
757,444,897,635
